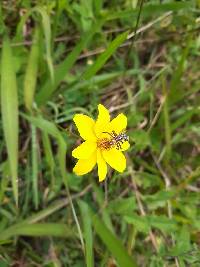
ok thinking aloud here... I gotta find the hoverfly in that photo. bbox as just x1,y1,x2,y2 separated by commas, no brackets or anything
102,130,129,150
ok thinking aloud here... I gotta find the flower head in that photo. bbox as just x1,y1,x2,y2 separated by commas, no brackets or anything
72,104,130,182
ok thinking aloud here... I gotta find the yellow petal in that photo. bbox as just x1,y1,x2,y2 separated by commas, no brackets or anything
105,113,127,134
72,141,97,159
102,148,126,172
73,152,97,175
97,149,107,182
73,114,96,140
94,104,110,137
118,141,130,151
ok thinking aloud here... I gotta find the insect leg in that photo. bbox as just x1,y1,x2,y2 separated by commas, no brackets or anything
102,131,115,138
112,131,117,137
116,142,122,150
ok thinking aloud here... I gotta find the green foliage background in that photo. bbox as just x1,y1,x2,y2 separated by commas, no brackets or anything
0,0,200,266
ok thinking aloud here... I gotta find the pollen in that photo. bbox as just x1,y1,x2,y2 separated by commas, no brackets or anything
97,138,113,151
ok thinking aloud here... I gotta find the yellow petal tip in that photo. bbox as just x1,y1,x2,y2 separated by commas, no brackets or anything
99,177,106,182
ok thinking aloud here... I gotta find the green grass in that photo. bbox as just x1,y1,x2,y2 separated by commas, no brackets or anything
0,1,200,266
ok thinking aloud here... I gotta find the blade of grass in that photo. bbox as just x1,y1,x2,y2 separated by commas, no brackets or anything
82,31,129,80
1,35,19,205
0,186,91,243
57,137,85,255
24,28,40,111
0,161,9,204
15,10,32,42
34,6,54,82
168,37,191,105
35,21,102,105
66,68,142,93
51,0,65,52
91,182,114,233
79,200,94,267
105,2,190,21
41,132,55,188
0,223,74,240
14,7,53,81
20,113,85,254
25,185,91,224
31,125,39,209
20,113,63,139
171,108,198,132
162,76,171,161
91,212,138,267
94,0,103,16
21,156,31,217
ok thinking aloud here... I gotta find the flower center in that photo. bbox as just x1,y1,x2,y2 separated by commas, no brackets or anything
97,138,113,151
97,131,129,151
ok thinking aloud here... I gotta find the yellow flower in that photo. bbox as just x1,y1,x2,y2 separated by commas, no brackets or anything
72,104,130,182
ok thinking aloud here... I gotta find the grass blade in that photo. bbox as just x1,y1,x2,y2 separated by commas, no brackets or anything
41,132,55,187
92,212,138,267
31,125,39,209
0,223,74,240
1,35,19,205
82,31,129,80
79,200,94,267
56,137,85,255
34,6,54,82
24,28,40,111
105,2,190,20
21,113,63,139
35,21,102,105
162,76,171,161
19,114,84,248
91,182,114,232
169,38,191,105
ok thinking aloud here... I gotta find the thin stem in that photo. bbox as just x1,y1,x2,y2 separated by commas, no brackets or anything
151,154,180,267
127,156,159,253
124,0,145,69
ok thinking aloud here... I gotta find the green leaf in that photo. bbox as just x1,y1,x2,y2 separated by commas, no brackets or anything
168,227,191,257
24,28,40,110
175,227,191,255
65,68,141,93
33,6,54,82
20,113,67,195
0,223,74,240
143,190,175,210
162,76,172,160
41,132,55,185
82,31,129,80
149,215,178,232
36,21,102,105
31,125,39,209
0,259,8,267
169,38,191,105
21,113,63,140
1,35,19,205
79,200,94,267
125,214,150,234
105,2,190,20
130,129,150,151
171,108,198,132
92,212,138,267
125,214,178,233
20,113,85,254
137,172,163,189
91,182,114,233
107,197,136,215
